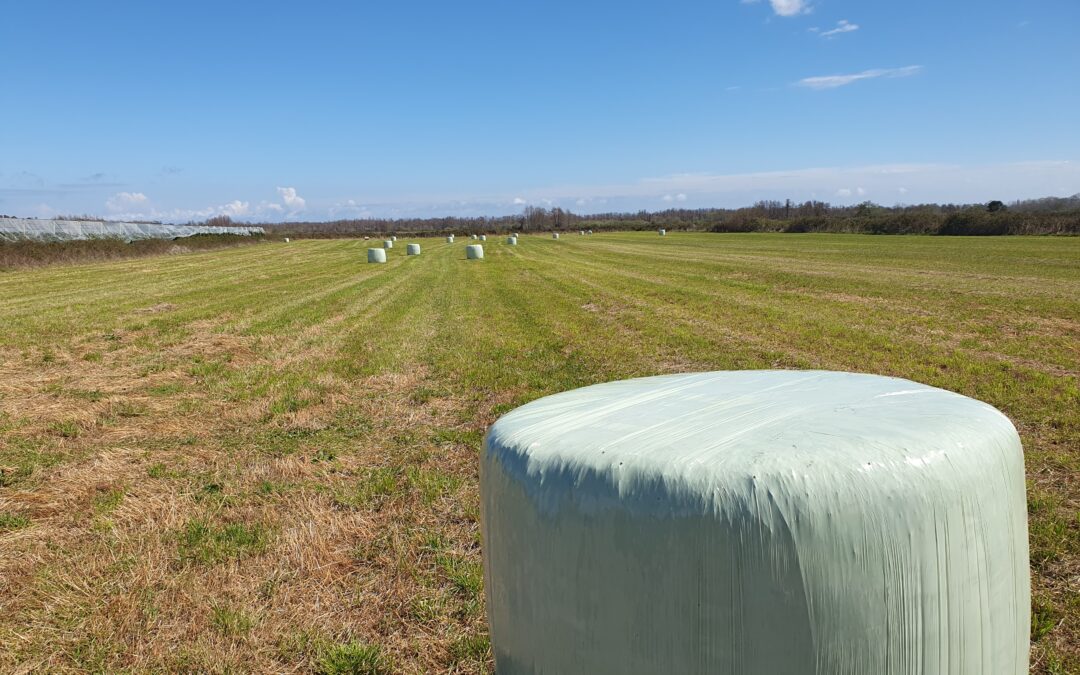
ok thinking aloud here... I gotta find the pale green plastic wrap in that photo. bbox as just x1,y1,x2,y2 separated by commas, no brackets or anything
507,236,518,245
447,235,455,243
481,370,1029,675
366,248,386,263
383,239,393,249
406,243,421,255
466,244,484,259
481,234,488,241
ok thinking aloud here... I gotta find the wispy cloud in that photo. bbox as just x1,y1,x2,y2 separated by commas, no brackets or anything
797,65,922,90
820,19,858,38
742,0,810,17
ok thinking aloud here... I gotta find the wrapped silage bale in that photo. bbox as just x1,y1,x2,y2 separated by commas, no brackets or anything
587,229,593,235
466,244,484,260
284,237,290,243
482,370,1029,675
480,234,487,241
406,243,421,255
391,235,398,241
472,234,479,240
658,228,666,236
579,230,585,235
552,233,560,240
507,236,517,245
366,248,386,263
447,235,455,243
383,240,393,249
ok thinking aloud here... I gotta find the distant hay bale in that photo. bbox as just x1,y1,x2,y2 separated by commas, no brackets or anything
367,248,386,263
407,243,421,255
659,228,666,236
587,229,593,235
480,235,487,241
384,240,393,249
552,233,560,240
472,234,479,240
580,230,585,235
507,236,518,245
466,244,484,260
446,235,455,243
391,235,398,241
481,370,1031,673
283,237,290,243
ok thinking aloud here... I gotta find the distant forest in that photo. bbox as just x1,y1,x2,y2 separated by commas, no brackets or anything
257,194,1080,238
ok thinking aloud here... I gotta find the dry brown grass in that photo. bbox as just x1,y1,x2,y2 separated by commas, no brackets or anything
0,281,490,672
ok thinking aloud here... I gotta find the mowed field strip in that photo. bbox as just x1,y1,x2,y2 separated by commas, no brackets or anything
0,233,1077,673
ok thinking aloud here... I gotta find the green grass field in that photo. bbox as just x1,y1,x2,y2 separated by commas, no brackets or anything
1,232,1077,673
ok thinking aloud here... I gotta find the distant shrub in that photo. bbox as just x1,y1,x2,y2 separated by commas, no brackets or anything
0,233,263,271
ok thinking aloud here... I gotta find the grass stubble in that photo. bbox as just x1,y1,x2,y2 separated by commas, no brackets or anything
0,233,1077,673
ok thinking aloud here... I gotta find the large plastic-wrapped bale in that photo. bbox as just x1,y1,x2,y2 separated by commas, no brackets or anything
447,235,455,243
481,370,1029,675
383,239,393,249
658,228,666,236
552,233,560,240
466,244,484,260
406,243,421,255
507,236,518,245
367,248,386,263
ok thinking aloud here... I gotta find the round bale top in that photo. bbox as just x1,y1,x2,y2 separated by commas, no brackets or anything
485,369,1020,515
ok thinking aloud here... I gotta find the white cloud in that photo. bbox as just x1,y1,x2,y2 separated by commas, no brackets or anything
661,193,689,203
105,191,148,212
512,197,527,205
836,188,852,197
742,0,809,17
276,186,306,211
820,19,858,38
770,0,808,16
797,65,922,90
856,187,866,196
220,200,250,217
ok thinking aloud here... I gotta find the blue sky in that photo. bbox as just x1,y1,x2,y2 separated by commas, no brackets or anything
2,0,1078,222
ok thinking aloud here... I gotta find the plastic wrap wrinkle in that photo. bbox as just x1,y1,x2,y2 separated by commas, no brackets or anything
481,370,1029,674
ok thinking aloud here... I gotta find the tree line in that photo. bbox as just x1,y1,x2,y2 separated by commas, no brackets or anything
254,195,1080,238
